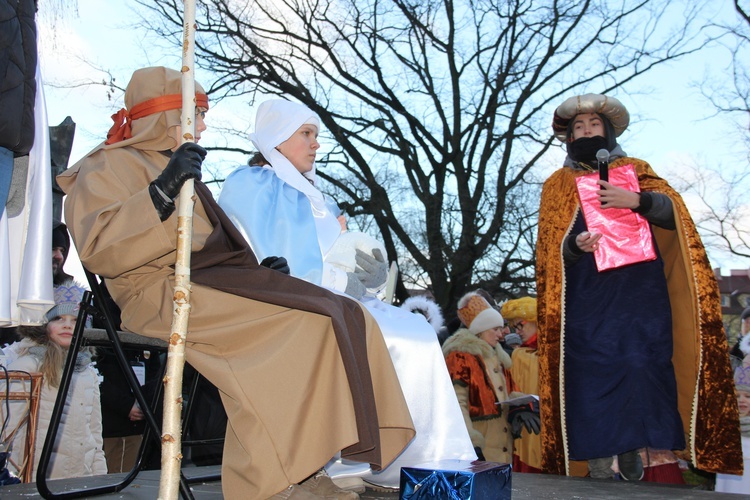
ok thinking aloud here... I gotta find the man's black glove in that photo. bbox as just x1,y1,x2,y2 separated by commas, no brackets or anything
149,142,207,221
474,447,486,462
507,400,541,439
260,256,290,275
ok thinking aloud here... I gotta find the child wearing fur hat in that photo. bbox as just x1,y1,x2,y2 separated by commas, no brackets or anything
501,297,542,474
715,366,750,493
442,292,522,464
1,282,106,480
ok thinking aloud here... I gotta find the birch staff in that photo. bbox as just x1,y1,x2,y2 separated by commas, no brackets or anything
158,0,197,497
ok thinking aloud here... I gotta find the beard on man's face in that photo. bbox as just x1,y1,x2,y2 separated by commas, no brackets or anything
52,257,67,281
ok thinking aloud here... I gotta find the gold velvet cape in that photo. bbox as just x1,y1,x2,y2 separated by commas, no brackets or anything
536,157,742,475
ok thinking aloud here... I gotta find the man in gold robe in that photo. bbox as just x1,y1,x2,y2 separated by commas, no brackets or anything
536,93,741,480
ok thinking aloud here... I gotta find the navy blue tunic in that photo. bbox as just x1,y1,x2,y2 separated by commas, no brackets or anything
564,211,685,459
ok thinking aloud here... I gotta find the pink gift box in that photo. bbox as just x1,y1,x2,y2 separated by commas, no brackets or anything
574,164,656,272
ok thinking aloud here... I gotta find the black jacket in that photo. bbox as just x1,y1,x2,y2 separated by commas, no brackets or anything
0,0,37,156
98,347,162,438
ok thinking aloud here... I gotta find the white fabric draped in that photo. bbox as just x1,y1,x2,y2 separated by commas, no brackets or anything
343,298,478,486
0,64,54,326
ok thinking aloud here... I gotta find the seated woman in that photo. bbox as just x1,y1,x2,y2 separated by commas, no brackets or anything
219,99,476,489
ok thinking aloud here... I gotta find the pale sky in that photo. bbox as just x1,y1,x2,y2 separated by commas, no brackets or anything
36,0,750,282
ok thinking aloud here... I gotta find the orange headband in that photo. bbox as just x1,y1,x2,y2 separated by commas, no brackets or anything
105,93,209,145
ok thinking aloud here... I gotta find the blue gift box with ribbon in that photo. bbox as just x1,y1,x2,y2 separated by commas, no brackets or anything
399,459,512,499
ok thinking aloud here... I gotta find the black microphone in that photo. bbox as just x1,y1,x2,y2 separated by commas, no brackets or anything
596,149,609,183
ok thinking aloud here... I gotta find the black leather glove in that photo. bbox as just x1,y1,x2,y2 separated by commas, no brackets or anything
474,446,486,462
354,248,388,289
149,142,207,221
260,256,290,275
507,400,541,439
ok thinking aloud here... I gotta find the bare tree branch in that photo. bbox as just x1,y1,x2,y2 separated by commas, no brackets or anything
136,0,708,312
670,161,750,262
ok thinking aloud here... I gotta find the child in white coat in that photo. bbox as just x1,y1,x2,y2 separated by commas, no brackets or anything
1,282,106,480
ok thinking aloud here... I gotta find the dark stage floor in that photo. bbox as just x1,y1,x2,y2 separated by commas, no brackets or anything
0,467,744,499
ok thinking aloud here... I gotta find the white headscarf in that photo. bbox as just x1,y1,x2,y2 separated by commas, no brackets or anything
249,99,341,254
249,99,324,200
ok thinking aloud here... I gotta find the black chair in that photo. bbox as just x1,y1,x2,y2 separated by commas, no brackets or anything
35,269,223,499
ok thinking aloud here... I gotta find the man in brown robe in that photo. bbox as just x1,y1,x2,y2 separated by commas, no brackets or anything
57,66,414,499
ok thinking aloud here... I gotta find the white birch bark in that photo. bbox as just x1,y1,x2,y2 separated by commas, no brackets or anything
158,1,197,497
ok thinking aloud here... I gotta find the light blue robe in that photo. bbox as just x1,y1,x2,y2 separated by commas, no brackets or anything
219,165,342,288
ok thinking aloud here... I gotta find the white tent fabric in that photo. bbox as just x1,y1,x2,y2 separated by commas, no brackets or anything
0,64,54,326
